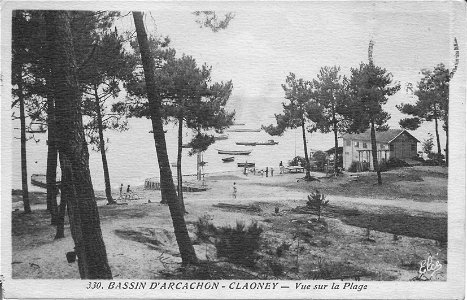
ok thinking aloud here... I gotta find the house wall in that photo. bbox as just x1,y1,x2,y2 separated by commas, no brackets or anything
389,133,418,159
343,138,390,170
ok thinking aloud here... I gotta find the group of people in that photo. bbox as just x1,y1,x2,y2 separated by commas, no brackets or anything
243,161,286,177
119,183,136,200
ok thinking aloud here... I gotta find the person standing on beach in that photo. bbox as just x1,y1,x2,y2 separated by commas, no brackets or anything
266,167,269,177
119,183,123,198
125,185,131,199
271,167,274,177
233,182,237,199
279,161,284,174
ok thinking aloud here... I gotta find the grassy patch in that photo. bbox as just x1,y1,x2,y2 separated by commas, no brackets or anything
328,206,447,243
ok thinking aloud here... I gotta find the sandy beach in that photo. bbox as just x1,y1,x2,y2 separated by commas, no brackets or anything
12,166,447,280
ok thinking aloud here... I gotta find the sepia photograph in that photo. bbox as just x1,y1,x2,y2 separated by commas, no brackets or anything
2,1,465,299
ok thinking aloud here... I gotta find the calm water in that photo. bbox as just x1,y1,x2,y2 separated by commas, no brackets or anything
12,117,337,192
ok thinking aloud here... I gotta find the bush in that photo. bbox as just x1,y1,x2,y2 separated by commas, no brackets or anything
312,151,327,172
195,215,217,242
215,221,263,267
289,156,306,167
377,160,388,172
348,161,370,172
276,241,291,257
306,190,329,221
386,157,410,168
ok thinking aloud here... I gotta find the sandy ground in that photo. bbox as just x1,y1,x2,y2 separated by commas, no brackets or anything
12,167,448,280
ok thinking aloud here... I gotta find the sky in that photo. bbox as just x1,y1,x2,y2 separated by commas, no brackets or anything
115,1,453,145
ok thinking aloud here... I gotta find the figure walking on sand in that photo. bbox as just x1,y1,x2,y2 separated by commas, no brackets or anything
265,167,269,177
233,182,237,199
279,161,284,174
271,167,274,177
125,184,131,199
119,183,123,198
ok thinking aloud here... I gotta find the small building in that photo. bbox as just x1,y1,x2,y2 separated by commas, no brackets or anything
341,129,419,170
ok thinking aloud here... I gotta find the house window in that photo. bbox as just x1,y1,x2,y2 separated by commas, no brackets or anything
363,142,367,149
346,140,351,146
390,144,394,151
411,144,417,151
354,141,359,147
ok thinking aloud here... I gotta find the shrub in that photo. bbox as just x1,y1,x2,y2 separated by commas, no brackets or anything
306,190,329,221
276,241,291,257
348,161,359,173
386,157,410,168
215,221,263,267
195,215,217,242
312,151,327,172
289,156,306,167
378,160,388,172
267,260,284,277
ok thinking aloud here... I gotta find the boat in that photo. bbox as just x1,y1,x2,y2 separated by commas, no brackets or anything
233,122,246,126
226,128,261,133
237,162,255,168
222,157,235,162
214,134,229,140
31,174,47,189
236,141,257,146
182,143,191,148
217,149,252,155
256,139,279,146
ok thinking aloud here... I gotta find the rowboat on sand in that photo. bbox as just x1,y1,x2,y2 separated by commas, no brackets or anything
222,156,235,162
237,162,255,168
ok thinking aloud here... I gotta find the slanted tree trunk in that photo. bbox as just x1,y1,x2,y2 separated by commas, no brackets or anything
93,84,115,205
18,69,32,214
45,10,112,279
370,120,382,185
46,96,59,224
434,117,442,164
177,116,186,213
445,124,448,167
301,118,311,179
133,11,198,265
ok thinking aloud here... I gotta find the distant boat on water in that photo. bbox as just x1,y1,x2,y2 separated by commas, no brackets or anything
236,141,257,146
222,156,235,162
226,128,261,132
233,122,246,126
236,139,278,146
237,162,255,168
256,139,279,145
217,149,252,155
214,134,229,140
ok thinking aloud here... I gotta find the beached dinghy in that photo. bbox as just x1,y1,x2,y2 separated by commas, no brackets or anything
222,156,235,162
31,174,48,189
217,149,252,155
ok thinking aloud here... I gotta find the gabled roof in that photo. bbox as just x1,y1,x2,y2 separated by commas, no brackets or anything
341,129,419,143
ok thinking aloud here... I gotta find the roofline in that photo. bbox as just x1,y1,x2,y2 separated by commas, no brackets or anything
388,130,420,143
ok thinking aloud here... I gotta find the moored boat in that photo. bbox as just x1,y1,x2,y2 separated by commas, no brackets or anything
217,149,252,155
235,141,257,146
222,156,235,162
237,162,255,168
214,134,229,140
226,128,261,132
256,139,279,145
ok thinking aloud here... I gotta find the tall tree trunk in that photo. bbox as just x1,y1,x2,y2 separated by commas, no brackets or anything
370,120,382,185
45,10,112,279
445,125,448,167
301,119,311,179
18,69,32,214
177,116,186,213
333,122,339,175
94,85,115,205
55,155,67,239
46,96,59,224
133,11,198,265
434,117,442,164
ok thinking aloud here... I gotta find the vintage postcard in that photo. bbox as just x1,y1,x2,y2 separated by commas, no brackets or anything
1,1,465,299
